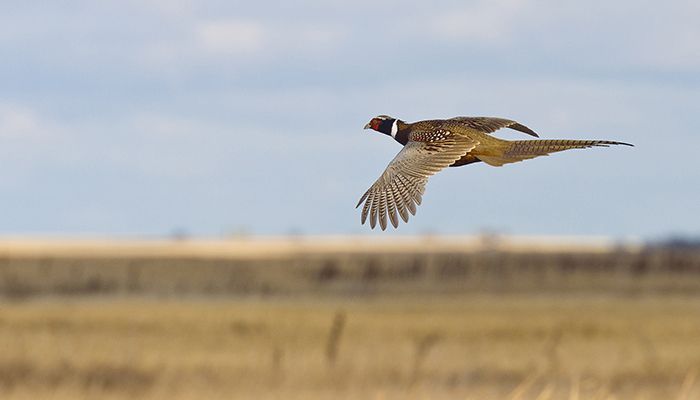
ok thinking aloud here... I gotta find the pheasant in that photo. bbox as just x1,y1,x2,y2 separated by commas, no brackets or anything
357,115,632,230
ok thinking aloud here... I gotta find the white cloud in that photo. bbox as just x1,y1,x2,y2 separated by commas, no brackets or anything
0,103,52,139
132,17,346,71
196,19,267,55
135,0,196,17
428,0,530,43
0,102,78,173
0,104,37,137
194,18,344,57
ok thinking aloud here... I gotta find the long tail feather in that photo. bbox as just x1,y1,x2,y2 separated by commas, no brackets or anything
478,139,632,166
507,139,632,156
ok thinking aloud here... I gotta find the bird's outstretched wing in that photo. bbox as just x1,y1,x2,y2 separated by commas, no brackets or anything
356,134,478,230
448,117,539,137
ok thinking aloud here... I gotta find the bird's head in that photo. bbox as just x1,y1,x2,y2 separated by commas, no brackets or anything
364,115,399,137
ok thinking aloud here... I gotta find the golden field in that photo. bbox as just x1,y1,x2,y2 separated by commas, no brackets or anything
2,296,700,400
0,237,699,399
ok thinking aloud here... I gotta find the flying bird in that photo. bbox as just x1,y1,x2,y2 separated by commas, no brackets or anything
357,115,632,230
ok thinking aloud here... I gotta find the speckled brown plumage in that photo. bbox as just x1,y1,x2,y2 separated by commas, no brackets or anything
358,115,633,230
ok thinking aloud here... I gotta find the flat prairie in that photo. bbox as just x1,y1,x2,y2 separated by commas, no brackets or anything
1,296,700,399
0,237,699,399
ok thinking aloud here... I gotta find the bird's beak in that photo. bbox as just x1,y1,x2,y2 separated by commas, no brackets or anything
363,122,371,130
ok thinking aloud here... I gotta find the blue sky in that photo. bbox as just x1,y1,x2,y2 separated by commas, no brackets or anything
1,0,698,238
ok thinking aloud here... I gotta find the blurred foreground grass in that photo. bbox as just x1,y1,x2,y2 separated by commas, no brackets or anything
1,295,699,400
1,237,699,399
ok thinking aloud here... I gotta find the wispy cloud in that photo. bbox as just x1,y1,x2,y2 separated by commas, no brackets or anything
0,103,43,138
428,0,530,43
196,19,267,55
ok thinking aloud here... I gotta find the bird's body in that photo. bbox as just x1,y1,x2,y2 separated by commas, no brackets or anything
358,115,632,230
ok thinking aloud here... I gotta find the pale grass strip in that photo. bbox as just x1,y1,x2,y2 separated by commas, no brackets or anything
594,382,610,400
535,383,555,400
569,375,580,400
508,372,539,400
676,368,697,400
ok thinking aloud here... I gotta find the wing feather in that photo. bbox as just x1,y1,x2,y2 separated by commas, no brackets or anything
448,117,539,137
356,134,478,230
386,183,400,228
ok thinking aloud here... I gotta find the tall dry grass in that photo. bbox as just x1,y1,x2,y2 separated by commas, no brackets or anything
0,295,698,399
0,238,698,399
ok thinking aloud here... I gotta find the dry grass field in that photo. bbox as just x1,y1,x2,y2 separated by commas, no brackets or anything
0,237,699,399
1,296,700,400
